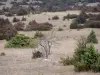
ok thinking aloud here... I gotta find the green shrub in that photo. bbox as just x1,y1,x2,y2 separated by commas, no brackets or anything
87,30,98,44
60,57,74,66
73,37,99,72
5,34,38,48
91,57,100,72
81,45,98,66
34,31,44,38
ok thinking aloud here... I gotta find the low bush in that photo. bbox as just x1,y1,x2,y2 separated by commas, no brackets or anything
14,22,25,31
52,16,59,20
5,34,38,48
32,51,43,59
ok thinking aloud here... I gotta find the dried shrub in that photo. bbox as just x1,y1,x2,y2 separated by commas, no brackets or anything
32,51,43,59
0,52,6,56
52,15,59,20
14,22,25,31
63,14,78,20
26,20,53,31
60,57,74,66
34,31,44,38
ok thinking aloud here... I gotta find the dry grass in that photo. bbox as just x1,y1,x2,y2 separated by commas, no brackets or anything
0,11,100,75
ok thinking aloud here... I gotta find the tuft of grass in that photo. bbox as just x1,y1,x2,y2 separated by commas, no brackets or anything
60,57,74,66
58,28,63,31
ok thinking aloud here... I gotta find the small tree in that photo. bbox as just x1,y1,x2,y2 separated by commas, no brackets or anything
38,32,56,58
87,30,98,44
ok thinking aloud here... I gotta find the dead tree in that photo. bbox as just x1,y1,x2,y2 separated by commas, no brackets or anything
38,31,56,58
